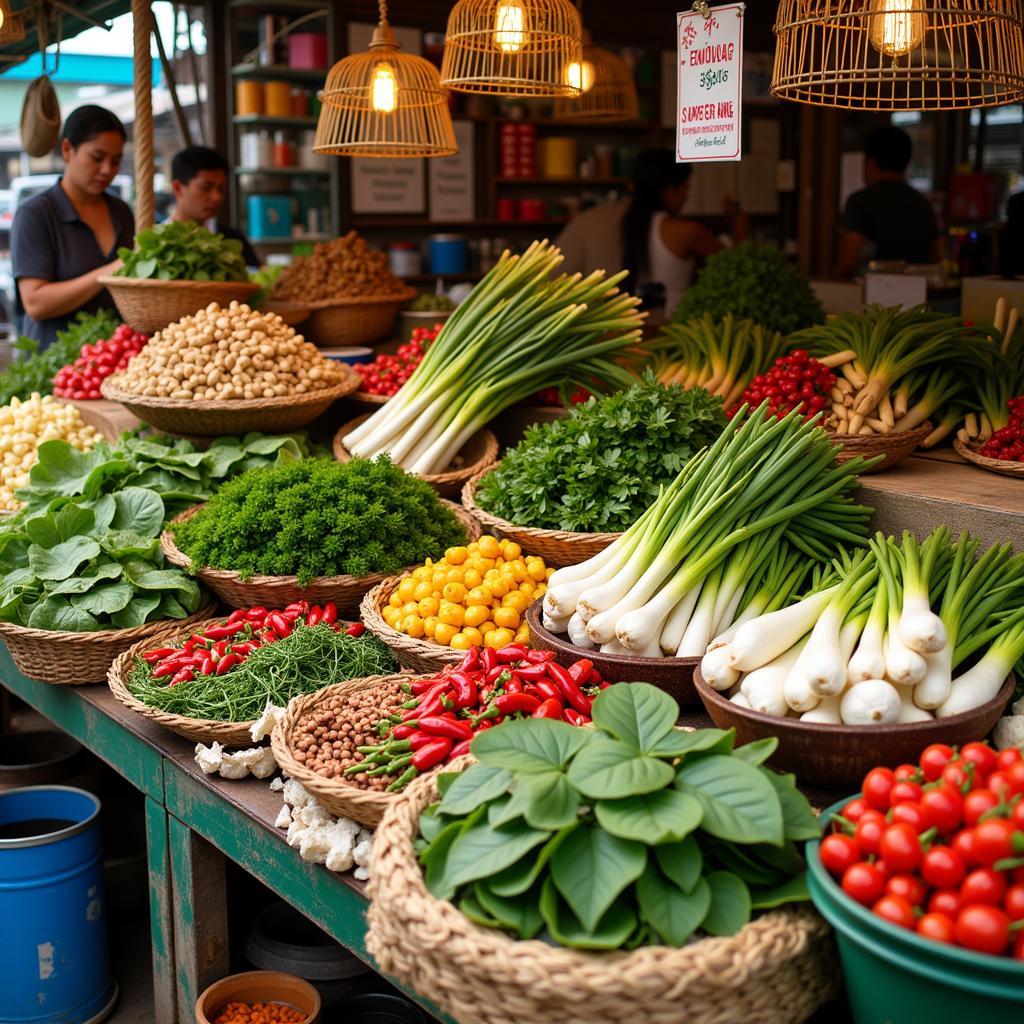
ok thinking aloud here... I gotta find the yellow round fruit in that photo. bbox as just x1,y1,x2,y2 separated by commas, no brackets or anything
501,591,530,614
466,586,492,606
438,602,465,628
417,596,440,618
479,620,497,637
397,577,417,602
486,575,510,599
515,627,530,644
463,567,483,589
450,631,473,651
413,580,434,601
493,606,521,630
382,606,401,627
402,601,419,617
519,581,536,595
389,591,403,609
442,581,467,604
478,535,501,559
474,557,496,573
527,558,547,582
500,540,522,561
462,626,484,646
423,615,439,638
463,604,490,628
445,546,468,565
401,614,425,639
433,622,457,646
486,627,516,649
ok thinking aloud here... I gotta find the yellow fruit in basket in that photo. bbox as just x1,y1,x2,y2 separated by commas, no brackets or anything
412,566,430,582
389,592,403,609
438,602,465,628
501,540,522,561
402,601,419,617
546,567,555,580
445,546,468,565
486,575,511,599
479,620,497,637
462,626,484,647
402,614,425,639
502,591,530,614
413,580,434,601
418,596,440,618
424,615,439,638
527,558,547,582
398,578,417,602
494,606,521,630
464,587,489,607
383,606,401,627
487,627,516,649
463,567,483,589
443,581,467,604
515,626,530,644
446,568,465,586
519,581,536,596
478,536,501,559
450,631,474,651
434,622,457,646
464,604,490,628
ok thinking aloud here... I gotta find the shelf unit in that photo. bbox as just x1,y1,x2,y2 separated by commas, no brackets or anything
233,113,317,129
230,62,326,85
234,166,331,177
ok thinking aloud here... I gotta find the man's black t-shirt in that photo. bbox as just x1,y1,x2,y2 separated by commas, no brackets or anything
842,180,938,265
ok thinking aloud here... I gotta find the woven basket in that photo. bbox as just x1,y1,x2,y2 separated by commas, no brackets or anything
360,575,465,675
303,288,417,347
258,300,310,327
826,420,931,473
461,463,620,567
953,438,1024,478
366,758,840,1024
97,276,260,335
333,415,500,499
348,390,391,407
0,604,215,686
162,501,482,617
100,374,358,438
106,618,257,746
270,674,414,827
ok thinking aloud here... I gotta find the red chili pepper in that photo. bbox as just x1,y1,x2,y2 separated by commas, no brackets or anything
345,622,365,637
321,602,338,626
448,739,472,761
494,692,541,715
285,601,310,616
230,642,258,657
403,690,451,722
533,698,564,719
448,671,479,710
524,649,556,664
496,644,528,664
170,668,194,686
152,660,185,679
226,608,248,626
486,665,508,685
418,715,474,741
475,719,495,731
307,606,322,627
563,708,589,726
534,678,563,703
142,647,177,664
515,663,549,681
392,723,418,740
245,606,269,622
216,654,241,676
411,675,444,695
523,684,545,702
199,655,215,676
505,672,524,694
548,662,591,715
268,612,292,638
481,647,499,674
568,658,594,686
183,637,203,653
458,647,480,672
406,732,440,750
412,737,453,771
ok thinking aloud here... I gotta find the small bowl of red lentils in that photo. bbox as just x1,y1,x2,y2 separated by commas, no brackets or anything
195,971,320,1024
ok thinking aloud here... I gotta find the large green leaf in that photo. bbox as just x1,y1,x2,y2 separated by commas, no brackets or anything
566,739,674,799
636,864,711,946
491,770,580,831
458,893,502,930
99,530,161,561
488,824,579,897
26,597,101,632
675,754,784,846
70,582,134,616
421,810,483,901
474,882,544,939
761,768,820,841
47,561,122,595
437,763,513,817
732,737,779,766
550,823,646,931
539,877,637,950
595,789,703,845
121,561,194,593
655,836,703,893
442,817,551,892
649,727,735,759
418,805,446,845
471,717,592,774
110,593,161,629
590,682,678,753
24,504,95,547
701,872,752,936
750,874,810,909
27,536,101,581
111,487,165,538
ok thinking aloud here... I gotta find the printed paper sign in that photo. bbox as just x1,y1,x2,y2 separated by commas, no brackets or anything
676,3,745,163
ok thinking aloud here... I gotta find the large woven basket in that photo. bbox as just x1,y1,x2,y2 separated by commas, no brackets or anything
106,618,256,746
461,463,620,567
162,501,481,617
270,674,413,827
333,415,499,499
366,759,841,1024
0,604,215,686
360,575,465,675
101,374,358,437
954,438,1024,478
303,288,417,347
827,420,931,473
98,276,260,335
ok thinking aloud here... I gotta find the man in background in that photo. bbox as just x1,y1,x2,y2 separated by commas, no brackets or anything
835,125,939,278
167,145,259,267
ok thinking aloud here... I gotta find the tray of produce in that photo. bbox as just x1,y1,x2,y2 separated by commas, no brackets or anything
807,746,1024,1022
359,535,550,674
108,604,396,745
366,681,839,1024
270,644,601,827
462,375,726,566
400,293,453,340
954,384,1024,476
696,529,1021,788
161,458,480,616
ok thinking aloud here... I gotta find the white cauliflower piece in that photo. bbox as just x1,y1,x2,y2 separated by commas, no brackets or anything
269,777,285,792
282,778,313,810
286,817,308,849
298,827,335,863
274,804,292,829
294,801,332,829
993,715,1024,751
195,742,225,775
353,829,374,881
250,702,287,743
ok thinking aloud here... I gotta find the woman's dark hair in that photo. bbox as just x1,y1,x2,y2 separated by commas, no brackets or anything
621,149,693,295
61,105,127,148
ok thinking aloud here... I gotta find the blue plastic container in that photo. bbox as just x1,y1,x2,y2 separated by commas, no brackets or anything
428,235,468,275
0,786,116,1024
247,195,293,240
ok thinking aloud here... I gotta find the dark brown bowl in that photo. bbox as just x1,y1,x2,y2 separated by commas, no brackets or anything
525,601,701,709
694,668,1016,790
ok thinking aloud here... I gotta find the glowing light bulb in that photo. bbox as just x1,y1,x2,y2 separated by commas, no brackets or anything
370,61,397,113
494,0,527,54
0,6,5,30
566,59,595,93
868,0,927,58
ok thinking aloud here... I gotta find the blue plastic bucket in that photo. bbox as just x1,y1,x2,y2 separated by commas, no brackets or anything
0,786,116,1024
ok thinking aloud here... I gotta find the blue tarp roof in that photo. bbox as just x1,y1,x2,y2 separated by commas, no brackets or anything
0,52,160,86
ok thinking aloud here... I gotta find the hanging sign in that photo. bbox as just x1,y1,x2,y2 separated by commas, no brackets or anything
676,3,745,163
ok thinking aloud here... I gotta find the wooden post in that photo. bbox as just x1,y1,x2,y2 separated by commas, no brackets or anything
132,0,155,230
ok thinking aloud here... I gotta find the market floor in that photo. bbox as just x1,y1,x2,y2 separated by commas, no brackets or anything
107,912,156,1024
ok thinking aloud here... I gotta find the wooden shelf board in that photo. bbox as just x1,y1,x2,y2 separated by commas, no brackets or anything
352,217,567,229
231,63,326,85
495,176,628,186
233,114,318,128
235,166,331,177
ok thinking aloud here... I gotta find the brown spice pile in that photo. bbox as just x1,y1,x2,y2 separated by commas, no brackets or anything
269,232,407,302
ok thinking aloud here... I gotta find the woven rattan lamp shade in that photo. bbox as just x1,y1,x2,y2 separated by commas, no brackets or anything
441,0,583,97
314,5,457,158
553,40,640,122
772,1,1024,110
0,0,26,45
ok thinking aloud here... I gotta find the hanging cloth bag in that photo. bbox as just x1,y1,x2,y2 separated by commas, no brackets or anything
20,9,62,158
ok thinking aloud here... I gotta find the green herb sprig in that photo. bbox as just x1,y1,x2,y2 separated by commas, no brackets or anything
116,220,248,283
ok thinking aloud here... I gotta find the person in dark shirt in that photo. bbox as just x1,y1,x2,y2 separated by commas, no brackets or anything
835,125,939,278
167,146,259,267
11,105,135,349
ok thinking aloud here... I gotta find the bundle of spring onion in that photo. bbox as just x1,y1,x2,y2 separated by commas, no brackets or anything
702,529,1024,725
789,306,1002,446
541,406,874,659
342,241,643,475
651,313,788,409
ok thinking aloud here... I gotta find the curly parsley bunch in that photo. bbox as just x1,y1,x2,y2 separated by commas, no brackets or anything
172,458,467,583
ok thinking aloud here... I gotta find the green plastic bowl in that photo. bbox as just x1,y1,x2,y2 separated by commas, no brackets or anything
807,798,1024,1024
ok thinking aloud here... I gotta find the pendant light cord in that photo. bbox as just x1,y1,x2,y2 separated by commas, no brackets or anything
379,0,389,26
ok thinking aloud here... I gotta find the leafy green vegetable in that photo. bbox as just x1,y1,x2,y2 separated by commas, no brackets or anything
171,457,469,584
475,374,726,532
116,220,248,283
418,681,816,951
672,242,825,336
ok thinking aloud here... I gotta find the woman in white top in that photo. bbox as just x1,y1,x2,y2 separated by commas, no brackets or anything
555,149,747,318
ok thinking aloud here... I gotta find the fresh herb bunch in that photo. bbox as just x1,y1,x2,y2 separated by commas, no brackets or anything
127,622,398,721
476,375,726,532
418,683,817,950
172,457,468,584
672,242,825,336
116,220,248,282
0,309,119,405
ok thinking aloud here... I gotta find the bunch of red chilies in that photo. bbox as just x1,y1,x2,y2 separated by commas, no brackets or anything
979,395,1024,462
821,741,1024,958
730,350,836,420
142,602,365,686
350,644,606,793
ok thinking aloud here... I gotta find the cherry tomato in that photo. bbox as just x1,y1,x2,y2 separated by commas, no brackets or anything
1012,802,1024,830
891,802,929,833
879,823,923,872
842,862,886,906
1006,761,1024,795
996,748,1023,771
960,742,998,780
920,743,955,781
921,845,966,889
955,904,1011,955
820,834,861,878
1005,883,1024,921
917,912,955,944
963,789,1001,827
885,873,928,906
891,780,924,805
1015,932,1024,960
974,818,1022,866
942,762,977,793
987,771,1016,799
841,798,869,824
929,889,963,918
960,867,1008,906
953,828,981,867
894,763,921,783
855,813,887,856
862,767,896,810
920,786,963,834
873,893,916,929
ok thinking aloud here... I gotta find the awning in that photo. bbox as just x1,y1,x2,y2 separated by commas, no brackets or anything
0,1,132,65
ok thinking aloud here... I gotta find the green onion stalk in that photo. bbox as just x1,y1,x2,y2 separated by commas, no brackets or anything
343,241,644,475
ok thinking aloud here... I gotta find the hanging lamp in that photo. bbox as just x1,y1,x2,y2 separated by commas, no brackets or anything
440,0,583,97
0,0,26,45
771,0,1024,111
554,30,640,123
314,0,457,158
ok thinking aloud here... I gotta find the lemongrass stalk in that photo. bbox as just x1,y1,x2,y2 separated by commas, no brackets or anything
659,583,704,654
896,529,949,654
